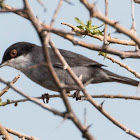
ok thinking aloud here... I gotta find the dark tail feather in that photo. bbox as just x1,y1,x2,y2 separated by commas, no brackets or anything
103,69,139,87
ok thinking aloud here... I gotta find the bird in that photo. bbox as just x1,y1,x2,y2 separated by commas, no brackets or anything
0,42,139,92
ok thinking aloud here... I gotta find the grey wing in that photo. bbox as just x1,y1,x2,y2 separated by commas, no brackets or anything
50,48,105,68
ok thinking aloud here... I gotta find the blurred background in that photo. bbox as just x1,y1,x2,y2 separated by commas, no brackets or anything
0,0,140,140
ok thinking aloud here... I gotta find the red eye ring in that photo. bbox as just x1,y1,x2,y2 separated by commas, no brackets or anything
10,49,17,57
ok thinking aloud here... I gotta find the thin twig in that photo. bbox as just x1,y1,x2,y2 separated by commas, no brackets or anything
44,26,140,59
2,4,140,59
3,5,28,19
6,128,39,140
80,0,140,48
49,40,95,140
36,0,47,11
0,9,24,12
99,53,140,79
3,4,137,46
103,0,108,46
0,74,20,97
50,0,63,26
0,76,65,117
83,108,87,125
2,94,140,107
23,1,95,139
61,22,136,46
131,0,139,51
64,0,74,5
49,40,140,139
134,0,140,4
1,1,140,139
131,0,136,32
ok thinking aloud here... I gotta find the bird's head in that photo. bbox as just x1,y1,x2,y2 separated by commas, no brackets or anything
0,42,34,70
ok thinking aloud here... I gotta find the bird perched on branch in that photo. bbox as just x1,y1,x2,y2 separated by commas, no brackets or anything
0,42,139,92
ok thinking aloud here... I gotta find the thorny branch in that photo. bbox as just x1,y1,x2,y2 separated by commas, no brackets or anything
36,0,46,11
2,94,140,107
99,53,140,79
0,123,39,140
134,0,140,4
23,0,95,140
0,0,140,140
48,39,140,139
0,76,66,117
60,23,140,78
43,23,140,59
61,22,136,46
0,9,24,12
0,74,20,97
0,123,14,140
6,128,39,140
80,0,140,48
131,0,139,51
1,4,140,59
48,18,140,140
103,0,108,46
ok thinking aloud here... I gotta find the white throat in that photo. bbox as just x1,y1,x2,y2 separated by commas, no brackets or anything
7,54,31,71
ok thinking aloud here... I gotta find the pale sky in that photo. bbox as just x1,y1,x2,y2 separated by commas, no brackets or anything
0,0,140,140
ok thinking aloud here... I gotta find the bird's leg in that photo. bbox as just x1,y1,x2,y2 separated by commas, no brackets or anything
73,90,81,101
72,75,82,101
42,93,50,103
73,78,94,101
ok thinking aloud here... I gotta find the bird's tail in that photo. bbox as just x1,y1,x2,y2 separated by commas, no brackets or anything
103,69,139,87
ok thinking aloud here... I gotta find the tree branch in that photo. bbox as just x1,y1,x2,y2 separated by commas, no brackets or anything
0,124,14,140
2,94,140,107
6,128,39,140
48,39,140,139
134,0,140,4
61,22,136,46
0,76,65,117
103,0,108,46
42,24,140,59
2,4,140,59
1,1,140,140
99,53,140,79
3,5,28,19
0,74,20,97
131,0,139,51
80,0,140,48
0,9,24,12
23,0,95,139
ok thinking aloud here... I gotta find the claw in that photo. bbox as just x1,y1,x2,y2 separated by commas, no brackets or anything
42,93,50,103
73,90,81,101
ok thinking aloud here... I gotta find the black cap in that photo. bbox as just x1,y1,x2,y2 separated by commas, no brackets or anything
1,42,34,65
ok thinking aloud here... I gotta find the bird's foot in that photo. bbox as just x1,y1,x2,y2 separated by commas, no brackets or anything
42,93,50,103
73,90,81,101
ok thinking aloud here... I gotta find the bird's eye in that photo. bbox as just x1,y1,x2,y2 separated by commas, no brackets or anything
10,49,17,57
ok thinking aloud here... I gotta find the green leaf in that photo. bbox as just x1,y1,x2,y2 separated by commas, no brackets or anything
74,17,87,28
74,17,104,36
77,25,84,30
98,51,108,59
91,24,104,30
85,27,90,33
86,20,92,29
0,101,7,106
0,0,5,9
7,99,11,103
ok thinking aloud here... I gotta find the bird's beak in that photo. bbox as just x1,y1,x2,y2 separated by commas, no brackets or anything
0,61,7,68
